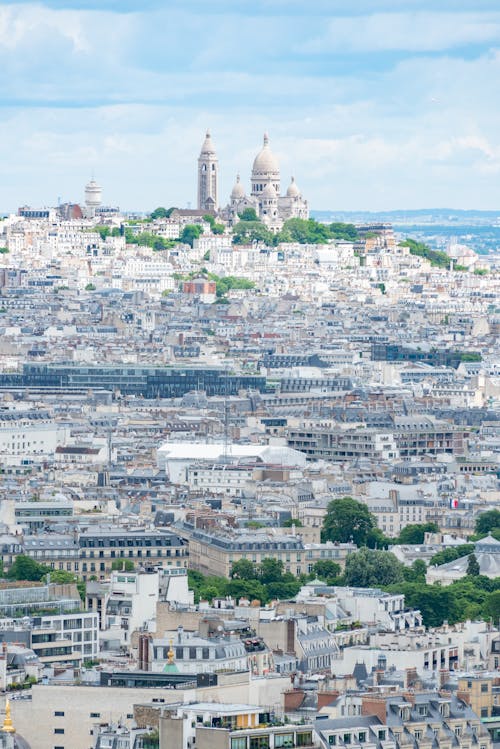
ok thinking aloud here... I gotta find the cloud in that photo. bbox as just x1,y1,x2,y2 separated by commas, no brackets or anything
301,11,500,53
1,1,500,211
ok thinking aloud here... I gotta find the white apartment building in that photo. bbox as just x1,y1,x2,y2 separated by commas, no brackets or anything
0,411,69,465
186,463,254,497
89,567,192,650
332,587,423,631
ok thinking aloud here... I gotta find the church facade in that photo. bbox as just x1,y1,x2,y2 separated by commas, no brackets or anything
197,132,308,230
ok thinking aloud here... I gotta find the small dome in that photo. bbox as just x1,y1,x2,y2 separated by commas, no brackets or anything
286,176,300,197
262,183,277,199
252,133,279,176
200,130,216,156
231,174,245,199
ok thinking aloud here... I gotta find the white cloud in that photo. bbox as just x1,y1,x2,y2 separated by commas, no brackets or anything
301,11,500,53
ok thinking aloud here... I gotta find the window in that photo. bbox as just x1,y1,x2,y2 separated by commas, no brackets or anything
378,731,386,741
328,737,336,746
481,684,489,693
54,711,64,717
358,733,366,744
232,739,247,749
90,712,100,718
343,735,351,745
275,735,294,748
414,731,422,741
481,708,488,718
249,737,269,749
54,728,65,734
297,731,312,746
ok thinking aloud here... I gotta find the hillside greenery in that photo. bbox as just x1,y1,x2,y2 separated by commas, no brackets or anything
400,238,467,270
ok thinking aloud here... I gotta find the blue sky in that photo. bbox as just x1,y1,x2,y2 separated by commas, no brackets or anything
2,1,500,211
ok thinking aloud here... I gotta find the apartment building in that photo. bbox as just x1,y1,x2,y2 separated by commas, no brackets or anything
315,692,492,749
176,522,355,578
5,528,188,582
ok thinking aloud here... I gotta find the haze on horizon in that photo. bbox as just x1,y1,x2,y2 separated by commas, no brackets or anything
1,0,500,213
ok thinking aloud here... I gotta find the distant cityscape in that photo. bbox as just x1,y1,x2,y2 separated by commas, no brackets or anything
0,130,497,749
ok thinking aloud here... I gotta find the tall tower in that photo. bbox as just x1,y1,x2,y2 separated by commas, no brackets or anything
84,177,102,218
197,131,218,212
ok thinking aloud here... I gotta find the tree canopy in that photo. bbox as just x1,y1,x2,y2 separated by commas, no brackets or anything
150,206,176,219
399,238,467,271
179,224,204,247
475,509,500,537
398,522,439,545
7,556,49,582
321,497,375,546
344,548,405,587
237,207,259,222
232,220,274,246
429,544,475,567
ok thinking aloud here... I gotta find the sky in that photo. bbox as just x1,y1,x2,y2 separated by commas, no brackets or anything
2,0,500,212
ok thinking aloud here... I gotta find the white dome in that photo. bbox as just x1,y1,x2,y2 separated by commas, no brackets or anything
262,183,277,199
252,133,279,176
231,174,245,199
200,130,216,156
286,176,300,197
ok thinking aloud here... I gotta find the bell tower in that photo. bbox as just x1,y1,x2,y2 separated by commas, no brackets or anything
197,130,218,211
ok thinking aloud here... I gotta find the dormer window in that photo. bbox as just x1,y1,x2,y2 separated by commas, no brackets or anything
439,703,450,718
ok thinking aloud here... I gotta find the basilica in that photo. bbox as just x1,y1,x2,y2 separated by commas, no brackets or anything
197,131,309,230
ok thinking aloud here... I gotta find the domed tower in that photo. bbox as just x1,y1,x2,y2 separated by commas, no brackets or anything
197,130,218,212
84,177,102,217
230,174,245,206
260,183,279,227
286,176,300,198
251,133,280,198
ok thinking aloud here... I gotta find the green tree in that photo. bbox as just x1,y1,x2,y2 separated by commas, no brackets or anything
226,578,267,603
111,558,134,572
150,207,169,219
0,247,10,254
483,590,500,621
43,569,77,584
7,556,49,582
85,283,96,291
329,223,358,241
180,224,203,247
392,582,461,627
283,518,303,528
279,217,331,244
238,207,259,221
466,553,480,577
402,559,427,583
232,220,273,246
429,544,474,567
475,509,500,536
398,522,439,545
343,548,404,587
258,558,284,584
310,560,341,582
230,559,257,580
366,527,392,549
321,497,375,546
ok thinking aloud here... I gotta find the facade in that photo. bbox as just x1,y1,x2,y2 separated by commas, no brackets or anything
332,588,423,632
176,522,355,578
0,363,266,398
315,692,492,749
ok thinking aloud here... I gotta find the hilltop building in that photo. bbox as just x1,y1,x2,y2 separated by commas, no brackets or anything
197,132,309,228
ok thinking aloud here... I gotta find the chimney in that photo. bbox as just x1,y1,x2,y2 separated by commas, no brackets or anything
439,669,449,689
404,667,418,689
